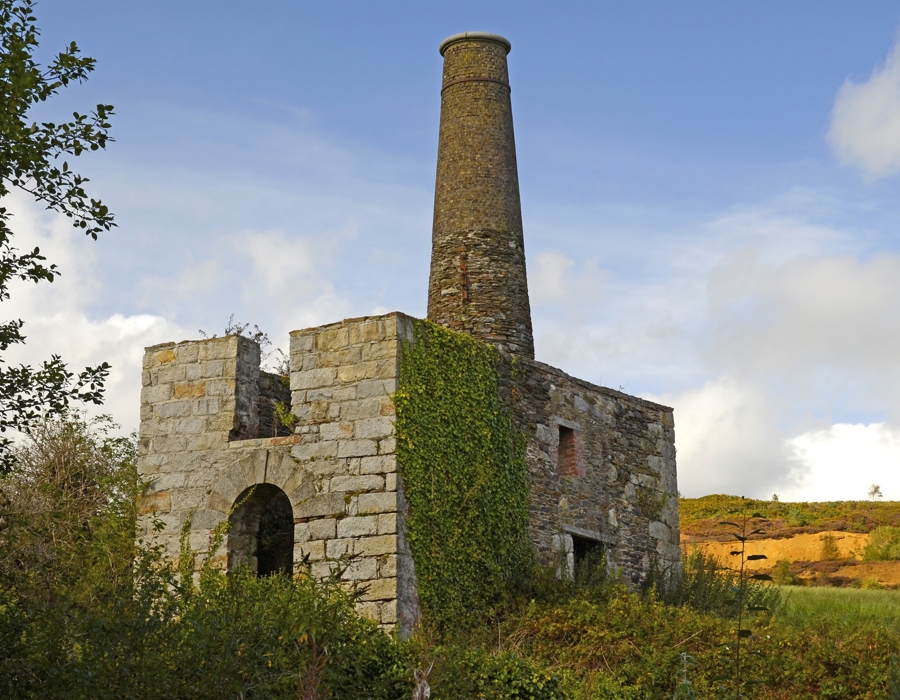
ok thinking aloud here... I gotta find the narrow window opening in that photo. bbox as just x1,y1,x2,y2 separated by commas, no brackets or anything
257,371,294,439
557,425,581,476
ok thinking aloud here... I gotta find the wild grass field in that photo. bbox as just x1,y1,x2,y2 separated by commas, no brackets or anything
777,584,900,628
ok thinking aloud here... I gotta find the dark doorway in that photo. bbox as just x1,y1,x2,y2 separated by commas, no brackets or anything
571,533,606,586
257,491,293,576
228,484,294,577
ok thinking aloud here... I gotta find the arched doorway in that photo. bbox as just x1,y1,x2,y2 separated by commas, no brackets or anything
228,483,294,576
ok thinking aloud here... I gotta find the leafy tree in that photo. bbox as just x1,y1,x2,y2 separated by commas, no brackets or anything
0,0,115,472
0,412,138,606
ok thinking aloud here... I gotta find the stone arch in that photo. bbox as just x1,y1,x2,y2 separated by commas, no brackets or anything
227,483,294,576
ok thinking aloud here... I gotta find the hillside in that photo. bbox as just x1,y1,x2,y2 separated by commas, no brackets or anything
680,494,900,542
680,495,900,588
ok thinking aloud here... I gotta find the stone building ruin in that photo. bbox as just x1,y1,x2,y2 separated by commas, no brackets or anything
138,32,680,635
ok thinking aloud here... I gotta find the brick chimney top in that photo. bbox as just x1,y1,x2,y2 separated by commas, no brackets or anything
439,32,511,56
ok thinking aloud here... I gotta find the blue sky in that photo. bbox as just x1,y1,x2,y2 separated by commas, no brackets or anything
11,1,900,500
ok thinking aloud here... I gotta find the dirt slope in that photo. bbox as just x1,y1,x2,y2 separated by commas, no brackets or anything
684,531,869,570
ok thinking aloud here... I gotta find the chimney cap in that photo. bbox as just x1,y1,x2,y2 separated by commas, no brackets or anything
439,32,511,56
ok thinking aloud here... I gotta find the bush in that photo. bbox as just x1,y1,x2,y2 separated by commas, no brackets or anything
431,645,563,700
645,549,782,617
0,413,139,607
1,558,412,699
864,526,900,561
820,533,841,560
0,414,412,700
771,559,801,586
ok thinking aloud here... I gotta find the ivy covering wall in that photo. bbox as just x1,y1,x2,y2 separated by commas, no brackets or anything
394,320,532,626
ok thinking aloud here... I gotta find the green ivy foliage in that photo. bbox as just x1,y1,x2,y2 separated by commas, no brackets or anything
395,320,532,627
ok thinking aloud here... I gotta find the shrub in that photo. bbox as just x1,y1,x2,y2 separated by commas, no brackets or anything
771,559,801,586
0,413,139,607
645,549,782,617
1,557,412,699
820,532,841,560
430,645,563,700
0,415,412,700
863,526,900,561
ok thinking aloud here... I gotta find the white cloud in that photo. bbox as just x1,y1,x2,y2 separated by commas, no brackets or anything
707,251,900,418
784,423,900,502
828,33,900,178
524,198,900,500
232,228,354,344
1,193,187,434
530,251,576,302
650,377,788,499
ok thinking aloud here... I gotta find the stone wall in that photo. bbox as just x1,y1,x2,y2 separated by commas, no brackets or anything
507,357,680,583
138,316,419,634
288,313,418,632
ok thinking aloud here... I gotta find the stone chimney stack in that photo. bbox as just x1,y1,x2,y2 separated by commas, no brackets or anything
427,32,534,358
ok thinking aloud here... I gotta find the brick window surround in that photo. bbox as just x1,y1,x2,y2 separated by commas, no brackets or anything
557,424,584,477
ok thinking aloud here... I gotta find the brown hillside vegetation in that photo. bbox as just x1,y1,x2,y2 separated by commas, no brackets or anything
680,494,900,541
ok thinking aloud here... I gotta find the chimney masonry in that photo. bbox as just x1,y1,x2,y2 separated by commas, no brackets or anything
427,32,535,358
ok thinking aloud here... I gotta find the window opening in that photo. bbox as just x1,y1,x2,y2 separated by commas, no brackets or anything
558,425,580,476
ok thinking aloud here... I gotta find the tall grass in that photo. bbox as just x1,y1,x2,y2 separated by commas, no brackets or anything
644,549,782,617
777,585,900,628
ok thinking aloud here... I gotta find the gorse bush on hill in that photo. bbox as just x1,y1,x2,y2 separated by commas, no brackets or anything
863,526,900,561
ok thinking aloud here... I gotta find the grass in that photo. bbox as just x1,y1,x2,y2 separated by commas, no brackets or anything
776,584,900,629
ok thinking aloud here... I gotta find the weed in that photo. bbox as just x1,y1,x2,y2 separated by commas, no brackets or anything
770,560,800,586
672,653,699,700
890,656,900,700
645,550,781,619
713,499,774,699
273,400,298,433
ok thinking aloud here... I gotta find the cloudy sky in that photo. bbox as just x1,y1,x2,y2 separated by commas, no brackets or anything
8,1,900,501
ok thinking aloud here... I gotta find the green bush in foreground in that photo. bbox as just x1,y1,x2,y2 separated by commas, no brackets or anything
0,560,412,700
